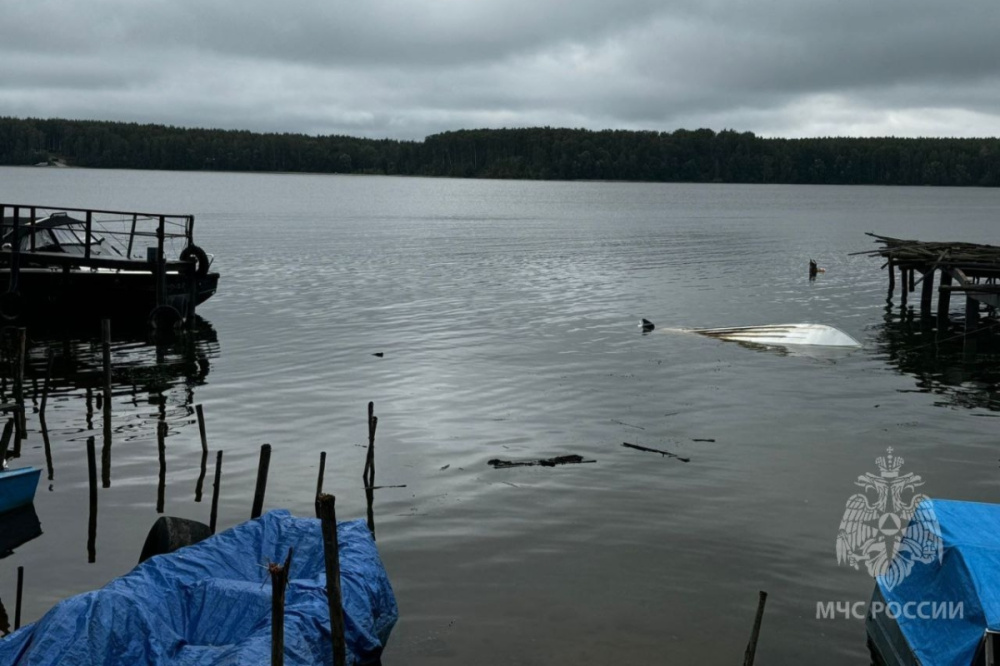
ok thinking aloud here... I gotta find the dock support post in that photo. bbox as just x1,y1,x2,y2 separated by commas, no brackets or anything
887,256,895,300
920,268,935,318
39,350,53,416
251,444,271,519
937,271,953,329
965,296,980,356
13,328,25,443
316,494,347,666
909,268,915,292
210,451,223,534
900,269,908,307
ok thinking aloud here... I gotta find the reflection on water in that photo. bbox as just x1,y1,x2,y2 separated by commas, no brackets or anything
0,317,219,563
0,505,42,560
874,306,1000,412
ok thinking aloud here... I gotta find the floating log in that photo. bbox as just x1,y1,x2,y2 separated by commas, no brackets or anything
622,442,690,462
488,454,596,468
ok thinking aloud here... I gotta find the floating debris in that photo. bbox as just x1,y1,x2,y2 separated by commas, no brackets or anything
639,318,655,332
622,442,690,462
488,454,595,469
372,352,384,358
611,419,645,430
692,438,716,443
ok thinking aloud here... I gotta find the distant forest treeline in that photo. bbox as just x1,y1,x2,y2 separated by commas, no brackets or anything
2,116,1000,186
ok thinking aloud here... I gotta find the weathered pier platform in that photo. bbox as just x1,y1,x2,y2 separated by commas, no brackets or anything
858,233,1000,338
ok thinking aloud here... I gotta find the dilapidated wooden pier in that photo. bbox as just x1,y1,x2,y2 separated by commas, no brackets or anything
857,233,1000,344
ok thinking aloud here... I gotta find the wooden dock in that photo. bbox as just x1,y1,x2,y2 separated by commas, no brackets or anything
858,233,1000,344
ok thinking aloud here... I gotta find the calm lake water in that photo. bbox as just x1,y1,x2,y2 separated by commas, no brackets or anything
1,167,1000,664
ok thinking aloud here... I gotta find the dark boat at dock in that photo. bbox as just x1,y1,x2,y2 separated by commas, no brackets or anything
0,204,219,324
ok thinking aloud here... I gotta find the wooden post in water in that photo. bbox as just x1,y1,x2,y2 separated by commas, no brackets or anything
908,268,916,292
316,494,347,666
251,444,272,519
102,320,113,489
87,436,97,563
920,268,935,318
157,421,167,514
887,256,895,300
742,590,768,666
938,271,953,329
195,405,208,502
210,450,223,534
316,451,327,499
900,269,909,307
269,548,293,666
966,296,980,339
14,566,23,631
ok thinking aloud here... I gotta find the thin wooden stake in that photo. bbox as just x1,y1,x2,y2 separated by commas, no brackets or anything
316,451,327,499
210,450,223,534
194,405,208,502
87,436,97,563
269,548,294,666
316,494,347,666
14,566,23,631
13,328,25,440
887,256,895,300
742,590,768,666
157,420,167,513
0,418,13,463
251,444,272,519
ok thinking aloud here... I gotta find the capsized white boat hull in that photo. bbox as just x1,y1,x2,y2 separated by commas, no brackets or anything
691,323,861,347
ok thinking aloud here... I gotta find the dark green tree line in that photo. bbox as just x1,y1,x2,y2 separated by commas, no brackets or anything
1,117,998,186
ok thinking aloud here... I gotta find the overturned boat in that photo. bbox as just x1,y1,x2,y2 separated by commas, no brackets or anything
0,204,219,324
691,323,861,348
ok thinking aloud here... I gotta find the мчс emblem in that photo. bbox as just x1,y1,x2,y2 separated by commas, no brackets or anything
836,447,942,589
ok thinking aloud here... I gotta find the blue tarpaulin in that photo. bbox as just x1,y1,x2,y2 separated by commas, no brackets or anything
875,499,1000,666
0,510,397,665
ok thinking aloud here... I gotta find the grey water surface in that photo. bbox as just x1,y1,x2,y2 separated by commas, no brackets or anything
1,167,999,664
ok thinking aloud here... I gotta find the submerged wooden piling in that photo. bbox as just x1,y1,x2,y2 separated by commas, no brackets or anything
742,590,768,666
900,269,909,307
251,444,272,519
887,256,895,299
195,405,208,502
209,450,223,534
920,268,935,318
14,566,23,631
316,494,347,666
87,436,97,563
269,548,293,666
938,270,953,328
13,328,26,441
0,418,13,463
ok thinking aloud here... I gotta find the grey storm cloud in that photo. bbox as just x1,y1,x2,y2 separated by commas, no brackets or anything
0,0,997,139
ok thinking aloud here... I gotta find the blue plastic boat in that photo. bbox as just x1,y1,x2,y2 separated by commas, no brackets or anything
0,510,397,665
0,466,41,515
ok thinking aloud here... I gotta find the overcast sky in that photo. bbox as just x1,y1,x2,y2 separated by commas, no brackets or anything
1,0,997,140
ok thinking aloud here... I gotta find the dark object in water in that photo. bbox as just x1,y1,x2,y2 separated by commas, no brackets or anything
622,442,690,462
372,352,384,357
692,438,716,443
640,318,655,332
138,516,212,563
488,454,596,468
